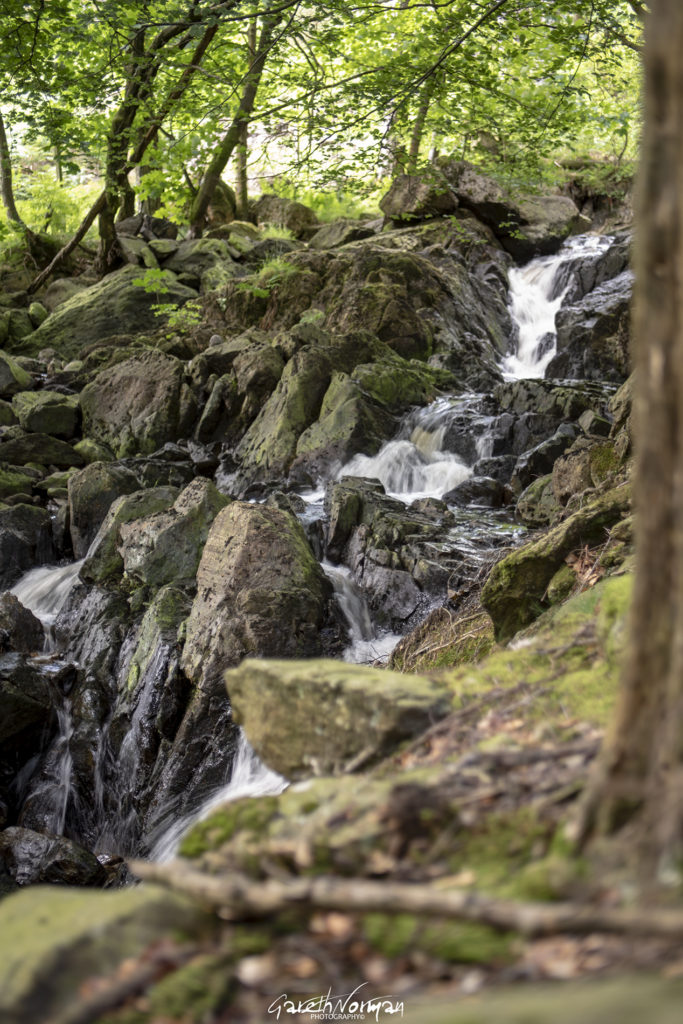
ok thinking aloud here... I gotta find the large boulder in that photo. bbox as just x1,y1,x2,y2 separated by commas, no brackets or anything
67,461,141,559
308,218,379,249
0,429,84,469
380,172,459,223
251,194,319,239
21,265,198,360
11,390,80,439
502,194,584,262
80,349,198,457
226,658,453,778
0,504,54,588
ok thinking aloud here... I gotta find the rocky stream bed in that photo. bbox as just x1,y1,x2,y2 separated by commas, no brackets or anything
0,162,642,1022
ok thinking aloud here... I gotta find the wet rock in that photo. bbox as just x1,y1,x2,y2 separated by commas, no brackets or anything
0,653,54,746
0,350,32,398
23,265,198,360
443,476,505,507
547,269,633,381
0,827,106,888
0,504,54,588
80,349,198,457
361,565,422,623
551,231,631,303
67,461,141,559
228,658,452,779
80,486,178,584
510,424,578,494
0,594,44,654
118,478,231,588
251,194,319,239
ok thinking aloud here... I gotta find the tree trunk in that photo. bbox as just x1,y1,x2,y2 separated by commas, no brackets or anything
577,0,683,884
0,110,25,226
235,19,257,220
407,80,434,172
189,9,281,237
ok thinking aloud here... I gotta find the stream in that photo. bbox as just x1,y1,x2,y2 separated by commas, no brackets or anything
6,231,617,866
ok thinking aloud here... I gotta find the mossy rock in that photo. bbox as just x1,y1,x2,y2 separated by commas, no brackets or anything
0,465,36,501
0,884,211,1024
0,351,32,399
482,483,631,641
516,473,560,528
11,390,80,439
80,486,178,584
226,658,453,778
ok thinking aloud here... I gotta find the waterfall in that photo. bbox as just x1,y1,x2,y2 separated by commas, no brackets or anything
149,729,287,863
503,234,612,379
339,397,472,501
11,561,84,650
323,561,401,664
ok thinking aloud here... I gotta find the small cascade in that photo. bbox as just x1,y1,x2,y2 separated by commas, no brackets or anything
11,561,84,649
18,692,75,836
503,234,613,379
323,561,401,664
339,397,472,501
149,729,286,863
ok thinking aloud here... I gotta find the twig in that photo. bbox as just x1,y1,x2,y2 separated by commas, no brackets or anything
129,863,683,941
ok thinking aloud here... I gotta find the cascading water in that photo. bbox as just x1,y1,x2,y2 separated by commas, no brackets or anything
503,234,613,379
339,397,472,502
323,561,401,664
149,728,286,862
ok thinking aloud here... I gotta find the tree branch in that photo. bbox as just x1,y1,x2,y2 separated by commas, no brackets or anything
129,862,683,941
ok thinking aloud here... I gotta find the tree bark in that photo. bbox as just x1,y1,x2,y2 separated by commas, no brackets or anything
235,18,257,221
407,80,434,172
577,0,683,884
0,109,25,227
189,9,281,237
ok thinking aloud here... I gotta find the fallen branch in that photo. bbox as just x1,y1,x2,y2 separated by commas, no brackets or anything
129,861,683,940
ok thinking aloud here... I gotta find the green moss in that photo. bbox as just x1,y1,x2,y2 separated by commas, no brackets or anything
180,795,281,857
590,440,619,484
147,952,234,1019
364,913,513,964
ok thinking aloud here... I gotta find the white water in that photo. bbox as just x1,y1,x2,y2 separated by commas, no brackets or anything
11,561,84,640
150,729,287,862
323,561,401,664
503,234,612,379
339,397,471,502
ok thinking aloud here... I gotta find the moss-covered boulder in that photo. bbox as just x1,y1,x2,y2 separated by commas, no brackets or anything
0,884,210,1024
67,460,141,558
118,477,231,588
0,428,83,469
80,486,178,584
516,474,561,528
226,658,452,778
11,390,80,438
20,265,198,359
482,483,631,641
252,194,319,238
0,350,32,398
80,349,197,457
0,465,36,502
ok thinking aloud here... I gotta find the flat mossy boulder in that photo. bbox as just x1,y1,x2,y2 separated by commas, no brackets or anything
516,474,561,528
80,349,197,457
0,465,36,502
80,485,178,584
118,477,231,588
226,658,453,778
0,428,84,469
0,884,210,1024
11,390,80,438
481,483,631,642
20,265,198,360
0,350,32,398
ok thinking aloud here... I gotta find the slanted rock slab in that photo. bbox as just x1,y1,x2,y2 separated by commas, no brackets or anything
226,657,453,778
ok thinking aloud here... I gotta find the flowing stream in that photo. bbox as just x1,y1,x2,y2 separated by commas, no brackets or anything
5,232,612,866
